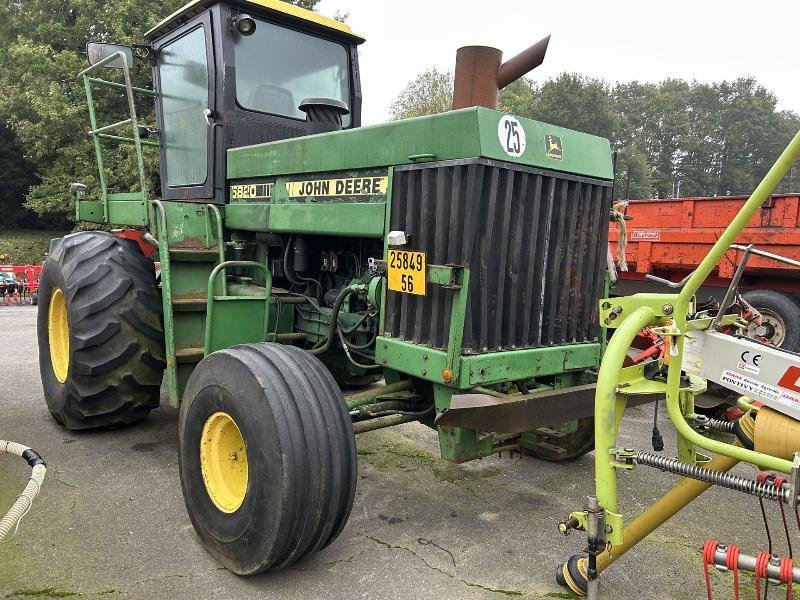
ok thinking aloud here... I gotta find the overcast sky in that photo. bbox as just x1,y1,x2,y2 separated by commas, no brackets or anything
316,0,800,125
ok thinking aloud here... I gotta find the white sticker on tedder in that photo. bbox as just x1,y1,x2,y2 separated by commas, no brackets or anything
719,369,781,401
498,115,526,158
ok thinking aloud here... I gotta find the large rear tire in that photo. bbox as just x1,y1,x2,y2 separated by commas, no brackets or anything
37,231,166,429
178,343,357,575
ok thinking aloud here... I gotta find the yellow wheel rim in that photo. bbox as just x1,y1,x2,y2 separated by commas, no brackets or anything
200,412,249,513
48,288,70,383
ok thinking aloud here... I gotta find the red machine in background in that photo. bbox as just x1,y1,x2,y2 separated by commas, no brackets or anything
610,193,800,352
0,264,43,305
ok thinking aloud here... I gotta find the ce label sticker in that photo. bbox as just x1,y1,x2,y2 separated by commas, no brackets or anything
737,351,762,375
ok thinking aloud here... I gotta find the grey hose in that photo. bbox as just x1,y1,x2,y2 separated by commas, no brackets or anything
0,440,46,541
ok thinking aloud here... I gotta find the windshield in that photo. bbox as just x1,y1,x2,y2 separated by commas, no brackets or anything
234,18,351,127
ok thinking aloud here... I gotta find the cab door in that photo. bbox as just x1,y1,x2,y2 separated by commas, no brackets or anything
153,11,216,201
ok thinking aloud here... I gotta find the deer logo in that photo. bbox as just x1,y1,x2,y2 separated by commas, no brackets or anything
545,134,563,160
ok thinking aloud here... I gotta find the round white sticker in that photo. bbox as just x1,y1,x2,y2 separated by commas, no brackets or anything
497,115,526,158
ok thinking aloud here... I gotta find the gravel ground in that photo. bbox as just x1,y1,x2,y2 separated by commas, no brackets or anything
0,305,791,599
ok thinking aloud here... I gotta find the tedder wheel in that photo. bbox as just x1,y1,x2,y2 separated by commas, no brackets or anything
37,231,166,429
742,289,800,352
30,292,38,306
178,343,357,575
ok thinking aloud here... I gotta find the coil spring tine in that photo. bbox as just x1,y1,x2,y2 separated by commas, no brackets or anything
636,452,790,503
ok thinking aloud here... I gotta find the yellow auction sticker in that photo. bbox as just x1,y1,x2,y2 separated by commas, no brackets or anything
387,250,426,296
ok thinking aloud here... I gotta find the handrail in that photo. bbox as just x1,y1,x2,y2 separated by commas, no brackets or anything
205,204,226,293
86,77,156,97
205,261,273,355
151,200,178,405
79,50,155,228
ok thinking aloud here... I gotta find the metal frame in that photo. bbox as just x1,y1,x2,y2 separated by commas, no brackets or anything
79,51,157,226
575,129,800,577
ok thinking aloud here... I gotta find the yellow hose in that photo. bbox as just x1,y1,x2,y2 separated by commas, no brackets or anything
0,440,46,541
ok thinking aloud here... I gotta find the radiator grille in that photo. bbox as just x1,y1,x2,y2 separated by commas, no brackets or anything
384,158,612,354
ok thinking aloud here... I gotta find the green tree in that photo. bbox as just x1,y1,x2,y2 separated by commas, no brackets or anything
499,78,535,116
529,73,618,139
389,68,453,120
0,123,41,227
0,0,320,223
614,145,653,200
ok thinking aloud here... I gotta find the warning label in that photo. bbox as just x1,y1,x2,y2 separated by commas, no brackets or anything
720,369,781,402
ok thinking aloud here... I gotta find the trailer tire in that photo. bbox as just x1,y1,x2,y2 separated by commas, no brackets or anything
742,289,800,352
178,343,357,575
37,231,165,430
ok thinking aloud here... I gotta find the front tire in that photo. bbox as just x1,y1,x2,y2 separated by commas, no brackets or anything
179,343,357,575
37,231,166,429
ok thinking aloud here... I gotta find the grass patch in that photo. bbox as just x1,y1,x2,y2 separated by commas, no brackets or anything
0,229,65,265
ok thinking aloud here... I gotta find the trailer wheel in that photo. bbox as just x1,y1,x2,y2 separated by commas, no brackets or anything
742,290,800,352
179,343,357,575
37,231,165,429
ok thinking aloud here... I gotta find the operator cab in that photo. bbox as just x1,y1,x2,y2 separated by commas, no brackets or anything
143,0,365,203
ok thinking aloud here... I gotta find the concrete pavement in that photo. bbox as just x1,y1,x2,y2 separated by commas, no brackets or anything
0,305,787,599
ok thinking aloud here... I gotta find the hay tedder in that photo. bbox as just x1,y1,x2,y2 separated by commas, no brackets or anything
35,0,800,594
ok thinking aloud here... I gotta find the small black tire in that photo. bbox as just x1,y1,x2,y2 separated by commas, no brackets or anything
30,292,38,306
37,231,166,429
178,343,357,575
742,289,800,352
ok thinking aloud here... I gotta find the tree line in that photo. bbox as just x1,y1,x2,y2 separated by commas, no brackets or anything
390,70,800,200
1,2,797,231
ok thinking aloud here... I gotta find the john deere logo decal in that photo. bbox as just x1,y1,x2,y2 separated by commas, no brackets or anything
545,134,563,160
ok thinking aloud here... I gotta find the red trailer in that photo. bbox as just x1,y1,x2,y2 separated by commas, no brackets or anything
609,194,800,351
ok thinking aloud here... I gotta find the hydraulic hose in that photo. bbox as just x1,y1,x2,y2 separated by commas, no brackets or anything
309,283,367,356
0,441,46,541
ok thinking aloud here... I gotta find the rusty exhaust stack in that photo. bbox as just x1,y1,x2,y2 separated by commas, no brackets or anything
452,35,550,110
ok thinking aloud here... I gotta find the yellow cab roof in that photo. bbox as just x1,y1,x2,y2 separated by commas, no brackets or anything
145,0,365,43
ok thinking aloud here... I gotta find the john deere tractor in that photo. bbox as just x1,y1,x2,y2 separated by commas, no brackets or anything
38,0,614,575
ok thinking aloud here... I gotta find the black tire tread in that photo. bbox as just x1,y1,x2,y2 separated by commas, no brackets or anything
38,231,166,429
179,343,356,575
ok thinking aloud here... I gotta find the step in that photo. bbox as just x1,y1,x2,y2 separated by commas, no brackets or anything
169,247,221,262
172,293,208,311
175,345,205,363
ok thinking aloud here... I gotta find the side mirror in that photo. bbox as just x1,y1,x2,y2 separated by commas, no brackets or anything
86,42,134,69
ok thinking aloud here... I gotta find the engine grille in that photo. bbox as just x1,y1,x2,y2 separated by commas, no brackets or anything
384,158,613,354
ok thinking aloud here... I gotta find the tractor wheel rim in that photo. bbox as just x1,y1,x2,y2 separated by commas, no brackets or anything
200,412,249,513
747,309,786,347
48,288,70,383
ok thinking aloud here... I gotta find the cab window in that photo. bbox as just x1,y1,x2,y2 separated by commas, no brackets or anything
158,26,210,187
234,19,351,127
